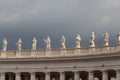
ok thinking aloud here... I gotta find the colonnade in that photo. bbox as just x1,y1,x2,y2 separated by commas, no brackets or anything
0,70,120,80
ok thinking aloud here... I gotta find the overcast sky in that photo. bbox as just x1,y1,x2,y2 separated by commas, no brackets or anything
0,0,120,50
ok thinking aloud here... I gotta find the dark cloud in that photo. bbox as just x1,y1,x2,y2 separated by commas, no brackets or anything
0,0,119,49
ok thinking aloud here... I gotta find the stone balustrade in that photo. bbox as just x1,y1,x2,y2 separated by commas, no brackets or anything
0,44,120,58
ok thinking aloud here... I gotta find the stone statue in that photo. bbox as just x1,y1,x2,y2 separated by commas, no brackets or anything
117,33,120,44
16,38,22,51
60,35,66,49
103,32,109,46
89,32,95,47
2,38,7,51
44,36,51,49
32,37,37,50
75,34,81,48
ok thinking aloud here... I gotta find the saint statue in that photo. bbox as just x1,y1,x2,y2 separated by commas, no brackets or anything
103,32,109,46
44,36,51,49
32,37,37,50
16,38,22,51
89,32,95,47
60,35,66,49
75,34,81,48
2,38,7,51
117,33,120,44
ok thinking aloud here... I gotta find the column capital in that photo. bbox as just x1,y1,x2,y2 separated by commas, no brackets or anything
15,73,21,76
44,72,51,74
15,72,20,74
30,72,36,76
72,71,79,73
101,70,108,73
59,71,65,73
87,70,94,74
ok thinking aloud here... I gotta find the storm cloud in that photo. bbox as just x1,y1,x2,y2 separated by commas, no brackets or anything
0,0,120,49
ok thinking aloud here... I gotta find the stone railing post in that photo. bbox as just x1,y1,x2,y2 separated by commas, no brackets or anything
16,51,21,57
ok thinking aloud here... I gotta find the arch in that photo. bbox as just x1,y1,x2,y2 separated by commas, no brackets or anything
21,72,30,80
5,72,15,80
94,70,102,80
80,71,88,80
65,71,74,80
36,72,45,80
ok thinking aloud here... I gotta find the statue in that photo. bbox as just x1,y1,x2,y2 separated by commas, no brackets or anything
16,38,22,51
103,32,109,46
117,33,120,44
2,38,7,51
44,36,51,49
75,34,81,48
60,35,66,49
32,37,37,50
89,32,95,47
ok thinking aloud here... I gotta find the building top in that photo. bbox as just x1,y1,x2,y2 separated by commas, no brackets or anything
0,32,120,58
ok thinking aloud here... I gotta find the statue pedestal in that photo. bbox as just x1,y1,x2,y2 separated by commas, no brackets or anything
16,51,21,57
1,51,7,58
103,46,110,51
31,51,36,57
74,48,80,55
45,50,52,56
60,49,66,56
89,48,95,54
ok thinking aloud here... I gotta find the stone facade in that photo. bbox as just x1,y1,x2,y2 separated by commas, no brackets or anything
0,33,120,80
0,44,119,80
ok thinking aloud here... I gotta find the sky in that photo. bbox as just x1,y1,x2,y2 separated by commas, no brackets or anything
0,0,120,50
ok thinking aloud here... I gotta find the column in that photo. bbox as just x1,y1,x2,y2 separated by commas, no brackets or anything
102,71,108,80
45,72,50,80
0,73,5,80
30,73,36,80
60,72,65,80
88,71,94,80
74,72,79,80
15,73,21,80
116,70,120,80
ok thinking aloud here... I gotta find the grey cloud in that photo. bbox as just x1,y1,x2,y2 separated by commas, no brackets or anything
0,0,119,49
